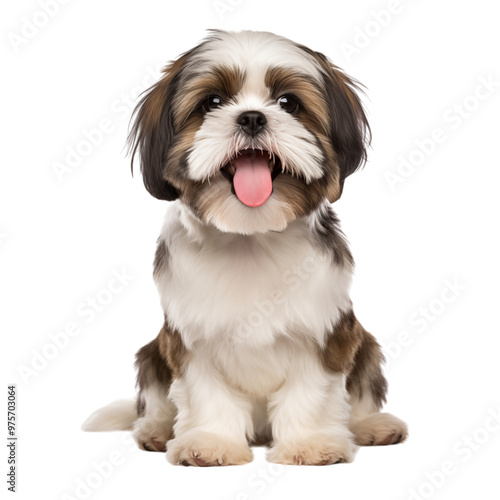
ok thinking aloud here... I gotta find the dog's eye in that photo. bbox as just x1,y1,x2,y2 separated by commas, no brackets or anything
202,95,223,112
277,95,299,114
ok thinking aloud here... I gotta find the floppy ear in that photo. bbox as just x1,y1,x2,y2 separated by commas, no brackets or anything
128,55,190,201
308,51,371,201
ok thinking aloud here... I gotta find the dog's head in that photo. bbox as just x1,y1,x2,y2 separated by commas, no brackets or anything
129,30,370,234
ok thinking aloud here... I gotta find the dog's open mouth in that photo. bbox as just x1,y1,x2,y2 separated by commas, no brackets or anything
221,149,281,207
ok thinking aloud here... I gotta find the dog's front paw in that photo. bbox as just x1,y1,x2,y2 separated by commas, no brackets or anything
350,412,408,446
267,433,356,465
166,431,253,466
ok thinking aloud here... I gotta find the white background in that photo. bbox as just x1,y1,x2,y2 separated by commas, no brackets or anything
2,0,500,499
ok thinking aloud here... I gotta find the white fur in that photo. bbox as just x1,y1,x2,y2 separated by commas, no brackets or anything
198,177,299,234
156,202,353,349
81,399,136,432
133,385,176,451
166,326,356,465
186,31,325,185
192,31,323,82
188,99,324,183
153,201,357,464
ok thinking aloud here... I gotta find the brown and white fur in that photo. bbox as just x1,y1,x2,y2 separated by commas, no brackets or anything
82,30,408,466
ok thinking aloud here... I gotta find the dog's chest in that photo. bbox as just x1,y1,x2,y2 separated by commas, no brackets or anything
155,210,353,346
207,334,315,396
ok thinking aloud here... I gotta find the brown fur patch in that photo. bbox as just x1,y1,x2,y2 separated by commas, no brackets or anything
158,323,190,379
311,203,354,267
153,238,169,277
265,67,330,135
294,46,371,200
321,310,364,374
346,324,387,408
164,114,205,188
129,53,193,159
128,49,200,200
265,67,342,204
135,334,172,416
316,136,341,203
173,66,245,129
321,310,387,409
132,56,187,142
163,66,245,194
135,321,189,416
274,175,328,218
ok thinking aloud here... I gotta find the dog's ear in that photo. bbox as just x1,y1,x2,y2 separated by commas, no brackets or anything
128,54,191,201
306,50,371,202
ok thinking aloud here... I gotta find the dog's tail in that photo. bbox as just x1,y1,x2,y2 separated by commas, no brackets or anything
81,399,137,432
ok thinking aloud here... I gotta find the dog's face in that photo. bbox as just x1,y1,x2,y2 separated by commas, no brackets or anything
130,30,369,234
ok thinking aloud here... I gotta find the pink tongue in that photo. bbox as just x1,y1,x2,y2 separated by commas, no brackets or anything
232,151,273,207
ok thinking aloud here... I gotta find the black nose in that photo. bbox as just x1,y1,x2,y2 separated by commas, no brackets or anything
237,111,267,136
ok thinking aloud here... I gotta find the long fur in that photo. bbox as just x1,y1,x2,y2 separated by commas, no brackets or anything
84,30,407,466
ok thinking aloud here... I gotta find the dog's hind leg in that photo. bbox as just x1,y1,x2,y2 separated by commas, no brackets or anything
133,333,177,452
345,318,408,446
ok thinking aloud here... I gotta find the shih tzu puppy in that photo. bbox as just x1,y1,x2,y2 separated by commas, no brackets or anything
83,30,408,466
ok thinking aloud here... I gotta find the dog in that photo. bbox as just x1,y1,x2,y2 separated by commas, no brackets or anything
83,29,408,466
